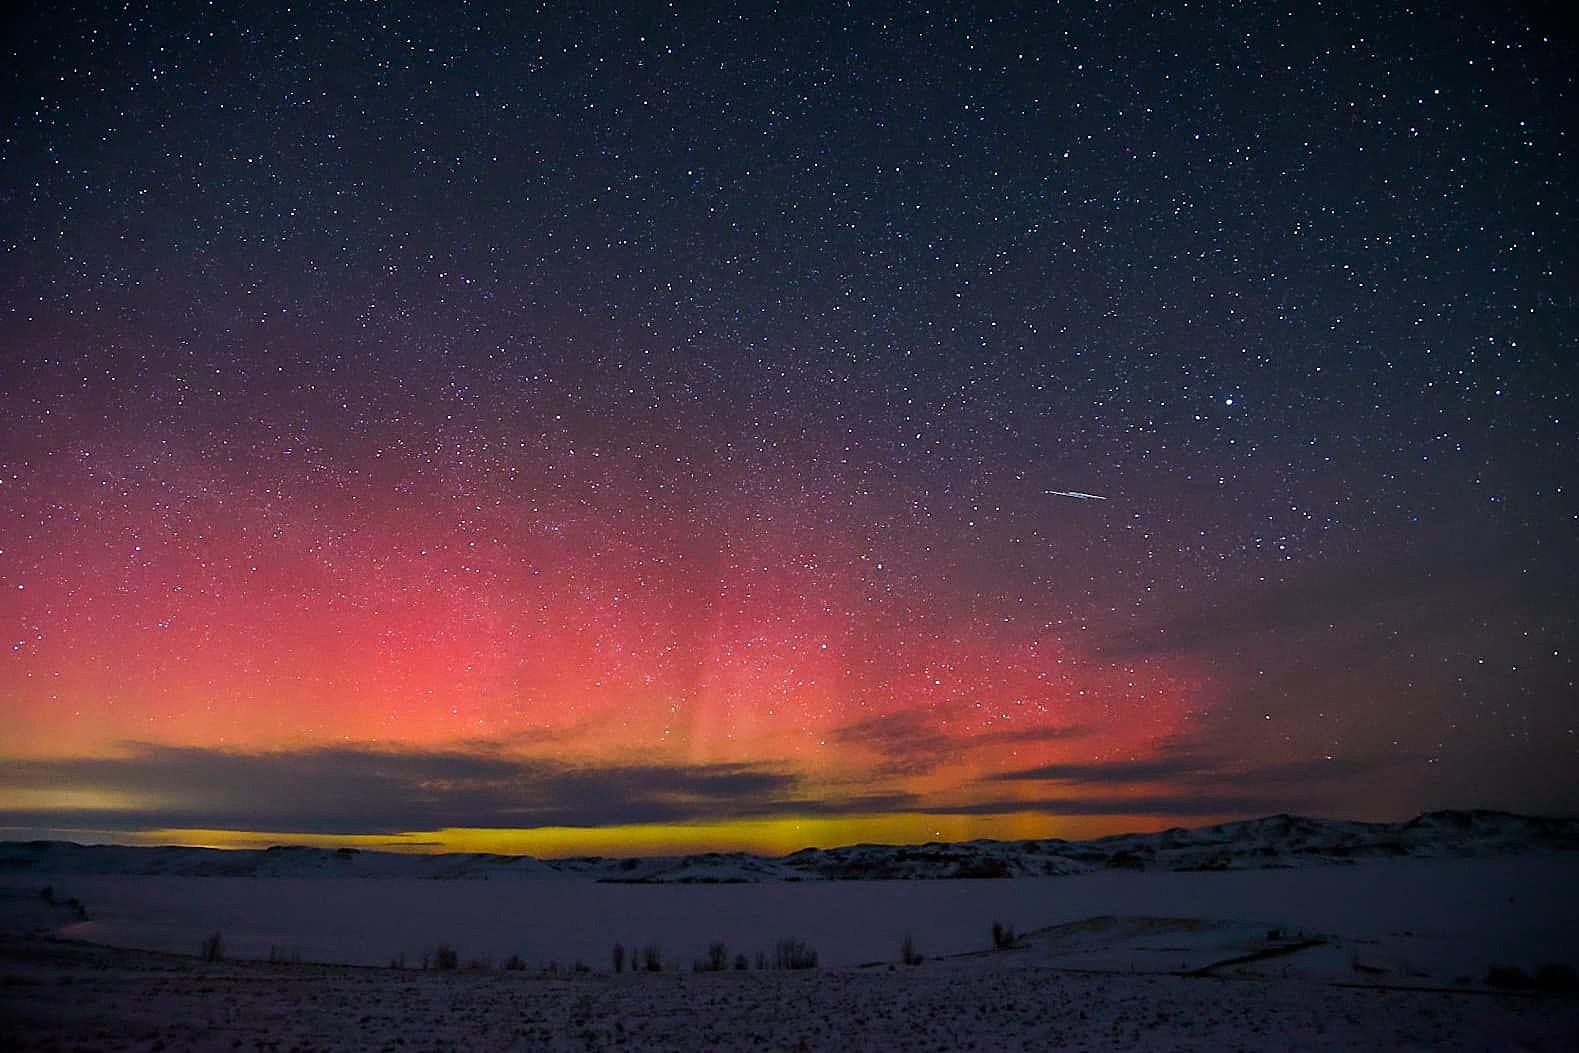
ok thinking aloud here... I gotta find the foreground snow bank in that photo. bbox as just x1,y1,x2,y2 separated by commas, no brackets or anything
3,937,1575,1053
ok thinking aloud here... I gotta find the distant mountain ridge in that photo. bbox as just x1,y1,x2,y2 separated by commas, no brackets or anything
3,810,1575,883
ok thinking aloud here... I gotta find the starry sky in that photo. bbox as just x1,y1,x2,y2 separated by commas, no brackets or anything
2,2,1575,856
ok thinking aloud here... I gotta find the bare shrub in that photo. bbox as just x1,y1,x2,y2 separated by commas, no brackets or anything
504,954,526,971
431,944,459,971
901,932,923,966
612,942,625,974
992,920,1018,949
642,944,663,972
199,932,224,962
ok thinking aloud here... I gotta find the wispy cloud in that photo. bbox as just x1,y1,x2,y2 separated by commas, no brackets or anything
830,709,1088,776
964,745,1398,818
918,793,1306,818
983,755,1215,783
1090,543,1549,664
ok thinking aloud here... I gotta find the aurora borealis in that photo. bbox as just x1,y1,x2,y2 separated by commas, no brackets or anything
2,3,1575,855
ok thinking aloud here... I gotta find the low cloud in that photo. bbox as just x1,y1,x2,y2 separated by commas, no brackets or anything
0,738,1418,840
1090,528,1578,672
0,742,916,834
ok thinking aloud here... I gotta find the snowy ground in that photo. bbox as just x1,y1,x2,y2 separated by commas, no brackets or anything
3,936,1577,1052
2,856,1577,1049
5,854,1574,980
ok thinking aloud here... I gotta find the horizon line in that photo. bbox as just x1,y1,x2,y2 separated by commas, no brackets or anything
2,806,1552,861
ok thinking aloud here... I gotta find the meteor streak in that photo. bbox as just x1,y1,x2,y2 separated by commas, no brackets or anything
1044,490,1107,501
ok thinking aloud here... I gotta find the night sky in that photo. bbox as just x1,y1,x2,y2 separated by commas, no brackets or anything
2,2,1575,856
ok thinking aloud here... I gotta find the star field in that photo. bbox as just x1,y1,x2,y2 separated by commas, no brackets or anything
1,2,1575,852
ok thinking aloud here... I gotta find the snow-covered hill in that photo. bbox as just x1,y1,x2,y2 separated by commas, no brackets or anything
2,810,1573,882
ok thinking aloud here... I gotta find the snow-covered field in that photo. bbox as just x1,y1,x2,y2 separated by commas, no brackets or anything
3,933,1577,1052
6,855,1575,979
3,847,1577,1049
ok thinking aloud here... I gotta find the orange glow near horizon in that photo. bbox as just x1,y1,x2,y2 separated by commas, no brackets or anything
93,810,1222,859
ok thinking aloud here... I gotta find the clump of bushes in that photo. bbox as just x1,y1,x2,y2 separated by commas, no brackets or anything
428,944,459,971
901,932,923,966
614,943,666,973
38,886,88,920
1488,964,1532,988
1538,962,1579,992
694,941,731,972
992,921,1019,950
774,938,818,970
